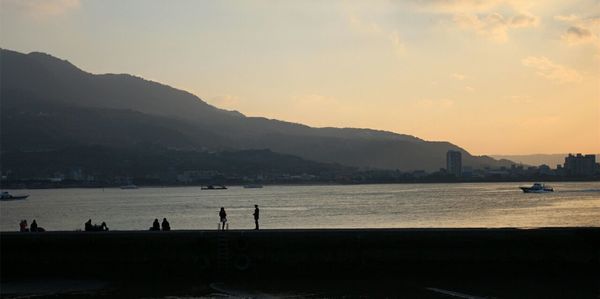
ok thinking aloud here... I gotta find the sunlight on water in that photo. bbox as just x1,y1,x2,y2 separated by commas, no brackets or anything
1,182,599,231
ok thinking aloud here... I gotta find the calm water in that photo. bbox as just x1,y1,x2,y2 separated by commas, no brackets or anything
1,182,599,231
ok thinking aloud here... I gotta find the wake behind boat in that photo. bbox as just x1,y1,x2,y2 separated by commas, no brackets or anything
243,184,263,189
520,183,554,193
1,191,29,200
120,184,139,190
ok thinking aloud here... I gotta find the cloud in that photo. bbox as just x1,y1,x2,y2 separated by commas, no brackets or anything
410,0,539,42
521,56,583,83
453,12,538,42
554,15,600,47
563,26,594,45
411,0,535,15
411,0,510,13
510,13,539,27
2,0,80,18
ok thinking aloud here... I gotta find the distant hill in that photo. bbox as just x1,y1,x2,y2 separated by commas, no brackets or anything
491,154,600,168
0,49,513,172
2,146,350,181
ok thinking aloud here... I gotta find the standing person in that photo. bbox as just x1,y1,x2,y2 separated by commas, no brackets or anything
30,219,38,232
161,218,171,231
219,207,227,230
253,205,260,230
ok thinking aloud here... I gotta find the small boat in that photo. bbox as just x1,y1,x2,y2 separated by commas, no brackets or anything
120,184,138,190
201,185,227,190
243,184,263,189
0,191,29,200
520,183,554,193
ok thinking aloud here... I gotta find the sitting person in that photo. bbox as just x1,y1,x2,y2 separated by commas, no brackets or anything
29,219,46,232
85,219,93,231
161,218,171,231
19,220,29,232
30,219,38,232
150,218,160,231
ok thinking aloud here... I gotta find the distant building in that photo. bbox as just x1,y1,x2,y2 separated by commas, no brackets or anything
563,153,596,176
538,164,553,175
446,150,462,177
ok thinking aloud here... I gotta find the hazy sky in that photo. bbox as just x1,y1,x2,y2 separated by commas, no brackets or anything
1,0,599,155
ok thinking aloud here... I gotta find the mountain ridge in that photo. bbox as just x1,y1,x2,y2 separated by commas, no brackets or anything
0,48,513,171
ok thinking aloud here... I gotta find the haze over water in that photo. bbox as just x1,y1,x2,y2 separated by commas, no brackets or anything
2,182,599,231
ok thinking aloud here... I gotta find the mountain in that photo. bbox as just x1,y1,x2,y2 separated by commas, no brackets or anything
491,154,600,168
0,49,513,172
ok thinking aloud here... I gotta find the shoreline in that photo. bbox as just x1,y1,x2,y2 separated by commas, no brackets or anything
2,179,599,190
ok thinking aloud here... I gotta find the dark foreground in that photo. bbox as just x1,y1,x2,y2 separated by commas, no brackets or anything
2,228,599,298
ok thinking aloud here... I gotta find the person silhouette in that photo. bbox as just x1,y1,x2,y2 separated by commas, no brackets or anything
19,220,29,232
30,219,38,232
151,219,160,231
219,207,227,230
253,205,260,230
161,218,171,231
85,219,92,231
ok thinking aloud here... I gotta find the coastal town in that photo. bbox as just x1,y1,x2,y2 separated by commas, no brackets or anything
2,152,597,189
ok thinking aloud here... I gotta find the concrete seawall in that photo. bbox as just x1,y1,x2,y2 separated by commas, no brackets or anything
1,228,599,281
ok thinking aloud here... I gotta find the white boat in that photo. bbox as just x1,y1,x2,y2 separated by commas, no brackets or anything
0,191,29,200
520,183,554,193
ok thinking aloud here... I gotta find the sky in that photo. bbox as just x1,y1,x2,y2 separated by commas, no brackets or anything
1,0,599,155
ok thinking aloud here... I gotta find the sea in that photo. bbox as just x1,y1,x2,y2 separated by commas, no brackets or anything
2,182,599,232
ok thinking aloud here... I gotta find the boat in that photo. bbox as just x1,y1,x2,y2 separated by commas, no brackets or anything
519,183,554,193
201,185,227,190
120,184,139,190
243,184,263,189
0,191,29,200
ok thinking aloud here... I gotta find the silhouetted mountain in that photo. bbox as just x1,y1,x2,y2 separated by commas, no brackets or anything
1,49,513,171
2,145,350,181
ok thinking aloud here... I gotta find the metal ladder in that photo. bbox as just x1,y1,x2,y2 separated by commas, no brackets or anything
216,231,230,272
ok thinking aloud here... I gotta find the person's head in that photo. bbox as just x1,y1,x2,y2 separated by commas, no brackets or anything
255,205,258,208
163,218,167,221
154,218,158,221
32,219,36,223
220,207,224,210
